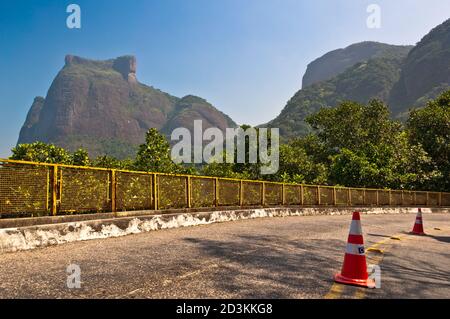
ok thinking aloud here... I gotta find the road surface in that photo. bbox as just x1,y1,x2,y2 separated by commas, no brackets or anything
0,212,449,298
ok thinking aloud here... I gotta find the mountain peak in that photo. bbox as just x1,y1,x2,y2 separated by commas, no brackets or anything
18,55,236,158
64,54,138,83
302,42,412,88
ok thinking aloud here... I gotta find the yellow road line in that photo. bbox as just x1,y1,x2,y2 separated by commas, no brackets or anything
352,233,406,299
325,233,405,299
324,282,344,299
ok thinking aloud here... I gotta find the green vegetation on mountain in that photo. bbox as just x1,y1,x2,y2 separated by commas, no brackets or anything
12,90,450,191
12,91,450,192
389,19,450,117
268,19,450,140
268,55,407,139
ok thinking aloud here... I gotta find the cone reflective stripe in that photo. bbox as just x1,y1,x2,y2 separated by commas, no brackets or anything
411,208,425,235
345,243,366,255
334,212,375,288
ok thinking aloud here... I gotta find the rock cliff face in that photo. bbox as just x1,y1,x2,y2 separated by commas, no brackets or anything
18,55,237,158
302,42,412,88
389,18,450,116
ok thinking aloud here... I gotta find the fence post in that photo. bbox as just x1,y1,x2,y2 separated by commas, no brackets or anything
348,188,351,206
389,190,392,206
282,184,286,206
215,178,219,207
363,189,366,206
317,186,321,205
51,165,58,216
261,182,265,206
111,169,117,214
239,180,244,206
376,190,379,206
438,192,442,207
300,185,304,206
426,192,429,207
401,190,404,206
333,187,337,205
152,173,158,210
186,176,191,209
413,192,417,206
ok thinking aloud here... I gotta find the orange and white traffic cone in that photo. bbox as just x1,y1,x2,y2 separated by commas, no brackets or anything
334,212,375,288
411,208,426,235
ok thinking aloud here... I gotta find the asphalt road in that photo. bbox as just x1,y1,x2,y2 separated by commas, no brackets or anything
0,213,449,299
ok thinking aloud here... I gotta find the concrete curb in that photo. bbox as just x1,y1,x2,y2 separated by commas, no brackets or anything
0,206,447,254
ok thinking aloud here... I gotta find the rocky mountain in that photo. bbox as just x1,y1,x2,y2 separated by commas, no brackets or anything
389,18,450,117
268,46,410,138
18,55,237,158
302,42,412,88
267,19,450,140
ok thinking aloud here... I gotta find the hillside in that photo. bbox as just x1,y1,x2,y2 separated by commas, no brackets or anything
389,18,450,117
302,42,412,88
267,19,450,140
18,55,237,158
268,54,408,138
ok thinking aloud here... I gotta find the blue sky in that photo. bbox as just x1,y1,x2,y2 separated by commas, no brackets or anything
1,0,449,158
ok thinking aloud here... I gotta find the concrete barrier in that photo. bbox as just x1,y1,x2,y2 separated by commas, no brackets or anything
0,206,448,254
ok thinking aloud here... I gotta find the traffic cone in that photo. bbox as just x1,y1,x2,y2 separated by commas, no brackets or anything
334,212,375,288
411,208,426,235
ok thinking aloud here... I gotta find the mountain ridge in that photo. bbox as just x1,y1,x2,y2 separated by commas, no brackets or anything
18,55,238,158
267,19,450,140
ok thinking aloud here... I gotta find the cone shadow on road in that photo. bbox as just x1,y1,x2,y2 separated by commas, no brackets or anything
427,235,450,243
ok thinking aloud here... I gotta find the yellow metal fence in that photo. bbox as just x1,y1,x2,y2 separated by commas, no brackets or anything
0,159,449,217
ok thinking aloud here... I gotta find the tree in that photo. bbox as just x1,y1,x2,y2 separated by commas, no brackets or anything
10,142,72,164
134,128,180,173
306,99,433,189
273,142,328,184
92,155,133,170
71,148,90,166
407,90,450,191
306,99,402,151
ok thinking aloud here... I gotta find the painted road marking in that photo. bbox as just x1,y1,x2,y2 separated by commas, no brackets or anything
325,233,405,299
351,234,405,299
351,226,449,299
324,282,344,299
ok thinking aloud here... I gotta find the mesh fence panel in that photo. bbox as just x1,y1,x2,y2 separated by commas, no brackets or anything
60,168,110,213
378,190,390,205
303,186,318,205
365,190,377,205
442,193,450,206
191,177,215,208
319,187,334,205
390,191,402,205
116,172,153,211
218,179,240,206
415,192,427,205
428,192,439,206
265,183,282,205
2,162,450,218
243,182,262,206
285,185,300,205
335,188,349,205
158,175,187,209
0,163,49,215
403,191,414,206
351,189,364,205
